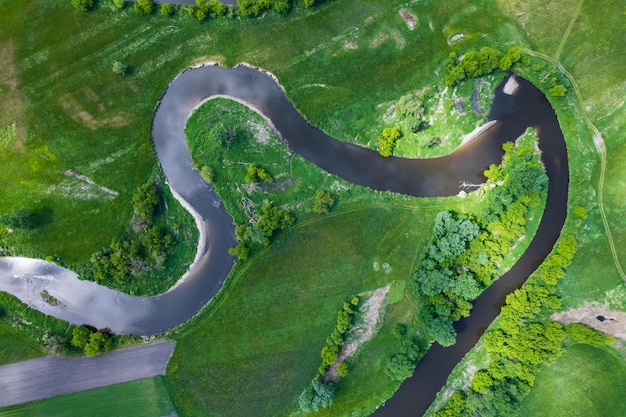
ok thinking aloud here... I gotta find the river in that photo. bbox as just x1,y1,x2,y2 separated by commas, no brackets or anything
0,65,568,415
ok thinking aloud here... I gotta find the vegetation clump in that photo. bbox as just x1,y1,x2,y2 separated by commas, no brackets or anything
433,235,578,416
71,325,116,356
87,178,179,294
312,190,335,214
411,133,547,348
299,297,360,412
377,127,402,157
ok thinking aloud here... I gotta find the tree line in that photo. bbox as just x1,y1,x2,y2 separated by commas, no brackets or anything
299,297,359,413
412,131,548,347
72,0,333,17
433,234,586,417
445,45,569,99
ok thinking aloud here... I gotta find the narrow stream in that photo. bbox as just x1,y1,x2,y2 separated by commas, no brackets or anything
0,65,568,415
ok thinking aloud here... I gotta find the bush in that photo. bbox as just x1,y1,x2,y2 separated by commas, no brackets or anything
160,4,174,16
313,190,335,214
200,165,214,183
299,379,335,412
134,0,154,14
113,0,125,9
72,0,94,11
567,323,615,347
112,60,127,75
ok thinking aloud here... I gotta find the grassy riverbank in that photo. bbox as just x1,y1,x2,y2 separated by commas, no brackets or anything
0,0,624,415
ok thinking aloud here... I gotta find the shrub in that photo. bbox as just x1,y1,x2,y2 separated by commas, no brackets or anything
160,4,174,16
134,0,154,14
567,323,615,347
313,190,335,214
113,0,125,9
72,0,94,12
112,60,127,75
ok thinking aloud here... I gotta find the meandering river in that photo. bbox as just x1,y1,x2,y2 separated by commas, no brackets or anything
0,65,568,415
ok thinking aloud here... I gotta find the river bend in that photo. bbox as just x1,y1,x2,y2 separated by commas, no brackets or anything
0,65,568,415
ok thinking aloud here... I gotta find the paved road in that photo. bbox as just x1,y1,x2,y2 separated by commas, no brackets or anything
0,341,175,407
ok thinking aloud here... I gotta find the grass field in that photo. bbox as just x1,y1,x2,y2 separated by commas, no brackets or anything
0,323,43,365
165,204,441,416
1,0,625,416
0,376,175,417
517,343,626,417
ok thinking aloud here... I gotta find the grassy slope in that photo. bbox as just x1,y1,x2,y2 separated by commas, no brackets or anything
0,376,175,417
517,343,626,417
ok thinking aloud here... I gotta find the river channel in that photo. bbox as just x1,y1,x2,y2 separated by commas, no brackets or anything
0,65,568,415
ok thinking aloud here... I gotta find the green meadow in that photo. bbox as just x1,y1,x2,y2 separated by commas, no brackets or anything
0,377,175,417
0,0,624,416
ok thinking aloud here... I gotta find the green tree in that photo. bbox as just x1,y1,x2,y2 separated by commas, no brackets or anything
274,0,289,13
113,0,126,9
71,325,93,349
377,127,401,157
548,84,567,98
299,379,335,412
313,190,335,214
112,61,127,75
385,353,415,381
84,331,114,356
160,3,174,15
134,0,154,14
72,0,94,11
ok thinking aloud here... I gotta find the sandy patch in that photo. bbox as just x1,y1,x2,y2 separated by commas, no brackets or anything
344,41,358,50
447,33,466,45
503,76,520,95
399,9,417,30
247,120,271,144
552,306,626,341
65,169,118,196
326,285,390,380
460,120,497,147
370,30,405,49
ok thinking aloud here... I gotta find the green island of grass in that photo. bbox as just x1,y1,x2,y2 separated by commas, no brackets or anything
0,0,624,416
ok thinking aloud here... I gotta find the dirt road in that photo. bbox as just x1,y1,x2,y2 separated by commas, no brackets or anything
0,341,175,407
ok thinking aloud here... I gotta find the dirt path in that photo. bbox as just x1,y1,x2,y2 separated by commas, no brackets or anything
0,341,175,407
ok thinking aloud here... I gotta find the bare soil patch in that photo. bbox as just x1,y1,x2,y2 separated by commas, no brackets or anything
399,9,417,30
326,285,390,380
552,305,626,341
58,93,131,130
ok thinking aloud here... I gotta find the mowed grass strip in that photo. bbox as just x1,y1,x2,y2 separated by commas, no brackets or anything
0,376,175,417
166,205,437,417
0,324,43,366
517,343,626,417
